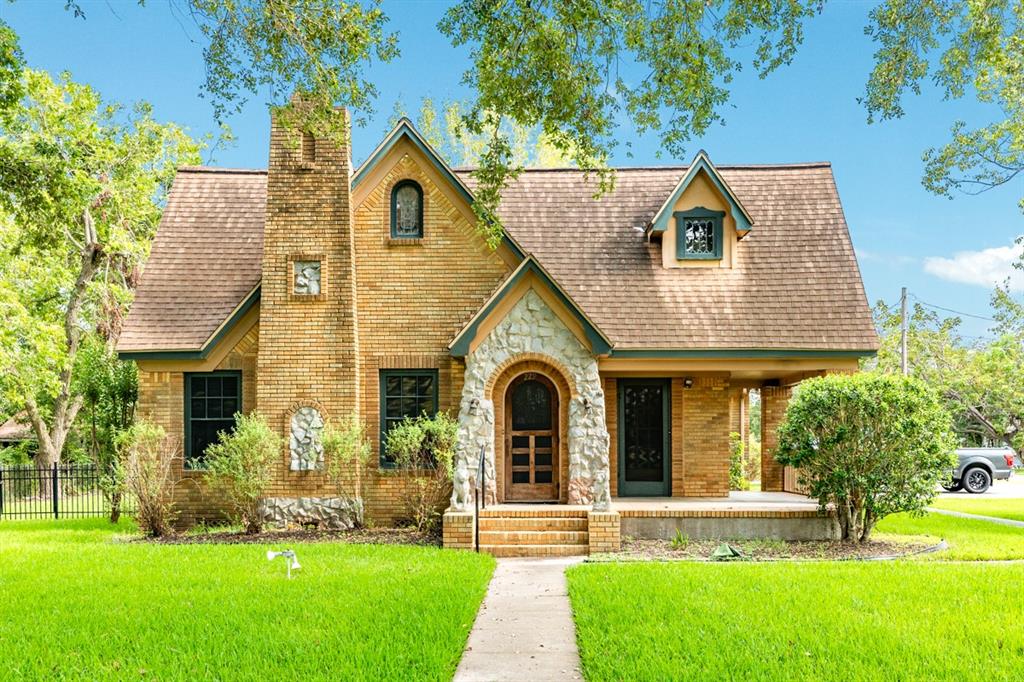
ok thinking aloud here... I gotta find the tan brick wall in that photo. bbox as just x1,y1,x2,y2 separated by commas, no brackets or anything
587,511,621,553
679,376,731,497
136,324,259,525
442,510,475,550
760,385,793,492
605,378,618,497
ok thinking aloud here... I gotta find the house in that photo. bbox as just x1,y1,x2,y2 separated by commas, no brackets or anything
0,412,33,451
117,108,877,554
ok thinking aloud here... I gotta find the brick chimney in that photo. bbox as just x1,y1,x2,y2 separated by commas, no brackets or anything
257,102,360,479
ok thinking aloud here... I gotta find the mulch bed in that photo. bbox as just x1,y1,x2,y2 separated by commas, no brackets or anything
608,535,939,562
134,526,441,547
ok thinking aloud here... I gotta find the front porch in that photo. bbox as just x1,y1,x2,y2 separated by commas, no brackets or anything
443,491,836,557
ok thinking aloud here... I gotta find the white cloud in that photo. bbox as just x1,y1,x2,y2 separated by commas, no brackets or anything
923,239,1024,292
855,248,916,267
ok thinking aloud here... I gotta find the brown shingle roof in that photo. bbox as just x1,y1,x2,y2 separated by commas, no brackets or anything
118,168,266,352
456,164,878,351
119,162,877,354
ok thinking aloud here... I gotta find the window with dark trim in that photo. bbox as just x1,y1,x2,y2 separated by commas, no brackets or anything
390,180,424,238
674,207,725,260
379,369,438,466
184,371,242,469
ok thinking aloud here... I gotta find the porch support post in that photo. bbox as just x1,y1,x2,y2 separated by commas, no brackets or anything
760,385,793,492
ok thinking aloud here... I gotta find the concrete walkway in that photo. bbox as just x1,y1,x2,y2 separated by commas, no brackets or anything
927,507,1024,528
454,557,584,682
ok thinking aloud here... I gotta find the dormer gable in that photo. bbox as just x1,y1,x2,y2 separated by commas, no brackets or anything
647,151,753,270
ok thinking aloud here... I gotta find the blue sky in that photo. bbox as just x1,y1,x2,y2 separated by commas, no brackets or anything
3,1,1021,337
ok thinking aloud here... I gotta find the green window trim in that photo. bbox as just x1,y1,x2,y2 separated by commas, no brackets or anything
183,370,242,470
675,207,725,260
390,179,424,239
379,369,439,468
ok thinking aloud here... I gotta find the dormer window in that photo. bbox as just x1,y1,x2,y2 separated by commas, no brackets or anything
675,207,725,260
391,180,423,238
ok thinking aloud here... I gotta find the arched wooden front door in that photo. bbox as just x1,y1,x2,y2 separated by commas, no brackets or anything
504,373,559,501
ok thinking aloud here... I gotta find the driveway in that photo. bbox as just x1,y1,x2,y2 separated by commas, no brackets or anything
938,473,1024,499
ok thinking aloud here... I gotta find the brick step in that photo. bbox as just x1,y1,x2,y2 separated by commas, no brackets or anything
478,517,589,532
478,530,589,546
479,544,588,558
479,507,589,519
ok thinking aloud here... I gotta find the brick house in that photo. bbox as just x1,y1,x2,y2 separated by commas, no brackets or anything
118,111,877,553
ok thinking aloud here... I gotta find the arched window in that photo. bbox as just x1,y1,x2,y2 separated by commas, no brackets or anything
390,180,423,238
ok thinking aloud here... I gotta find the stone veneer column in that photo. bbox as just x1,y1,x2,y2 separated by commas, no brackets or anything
760,385,793,492
450,290,611,511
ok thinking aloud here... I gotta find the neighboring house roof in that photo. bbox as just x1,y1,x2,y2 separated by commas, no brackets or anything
118,160,878,356
0,413,33,443
118,167,266,353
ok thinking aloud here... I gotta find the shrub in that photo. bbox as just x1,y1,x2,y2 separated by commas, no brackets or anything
114,422,180,537
384,412,458,532
745,439,761,483
776,373,957,542
203,413,282,534
728,432,750,491
323,415,373,526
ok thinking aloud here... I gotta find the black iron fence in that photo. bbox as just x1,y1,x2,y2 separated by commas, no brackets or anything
0,462,134,519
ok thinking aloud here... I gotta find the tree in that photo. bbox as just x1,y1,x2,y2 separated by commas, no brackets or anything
0,64,201,471
776,373,957,542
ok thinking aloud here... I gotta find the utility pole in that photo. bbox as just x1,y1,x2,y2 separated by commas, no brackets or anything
900,286,908,376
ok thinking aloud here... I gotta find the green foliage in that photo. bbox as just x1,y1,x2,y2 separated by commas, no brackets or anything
203,413,282,534
863,1,1024,211
323,415,373,524
728,431,750,491
670,529,689,551
114,421,179,537
384,412,458,532
439,0,822,243
0,519,495,680
776,373,957,542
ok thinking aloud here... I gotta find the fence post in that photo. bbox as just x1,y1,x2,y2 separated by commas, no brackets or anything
0,466,4,515
52,462,59,519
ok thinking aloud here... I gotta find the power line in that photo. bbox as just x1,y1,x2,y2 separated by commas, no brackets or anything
908,294,998,322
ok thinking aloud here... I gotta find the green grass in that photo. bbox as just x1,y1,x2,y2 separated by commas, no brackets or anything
929,497,1024,522
568,561,1024,681
877,511,1024,560
0,519,494,680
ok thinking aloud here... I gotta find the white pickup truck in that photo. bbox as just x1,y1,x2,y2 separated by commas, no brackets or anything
941,447,1017,494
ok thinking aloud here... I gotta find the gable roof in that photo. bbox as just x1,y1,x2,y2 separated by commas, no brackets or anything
118,160,878,357
118,167,266,353
449,257,613,357
648,150,754,234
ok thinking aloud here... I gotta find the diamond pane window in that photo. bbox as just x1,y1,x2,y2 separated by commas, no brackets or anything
293,260,321,295
674,207,725,260
391,180,423,238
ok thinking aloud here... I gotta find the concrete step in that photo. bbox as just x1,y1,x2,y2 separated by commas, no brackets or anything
480,544,588,558
478,517,589,532
478,530,589,546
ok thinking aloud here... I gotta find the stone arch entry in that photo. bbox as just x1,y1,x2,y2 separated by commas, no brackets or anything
504,373,560,501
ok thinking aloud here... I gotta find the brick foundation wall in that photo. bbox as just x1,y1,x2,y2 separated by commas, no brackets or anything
442,510,475,550
587,511,621,553
760,385,793,492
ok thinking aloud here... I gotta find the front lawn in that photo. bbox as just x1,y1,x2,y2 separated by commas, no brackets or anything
877,511,1024,560
929,497,1024,522
0,519,494,680
568,561,1024,681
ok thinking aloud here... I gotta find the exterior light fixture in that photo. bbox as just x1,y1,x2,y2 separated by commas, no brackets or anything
267,549,301,578
683,377,694,389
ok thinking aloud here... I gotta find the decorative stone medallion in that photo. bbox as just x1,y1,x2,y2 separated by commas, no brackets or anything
289,406,324,471
293,260,321,295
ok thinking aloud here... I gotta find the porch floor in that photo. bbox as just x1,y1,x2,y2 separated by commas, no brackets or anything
482,491,818,516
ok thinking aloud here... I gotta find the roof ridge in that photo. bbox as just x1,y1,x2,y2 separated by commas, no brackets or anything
452,161,833,173
178,166,268,175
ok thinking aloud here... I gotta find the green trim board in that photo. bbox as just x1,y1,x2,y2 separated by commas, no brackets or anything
608,348,877,359
183,369,242,468
378,368,440,468
617,378,671,496
118,287,261,361
649,150,753,234
675,206,725,260
448,257,613,357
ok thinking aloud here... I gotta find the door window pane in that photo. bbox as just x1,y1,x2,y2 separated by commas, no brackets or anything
511,380,552,431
